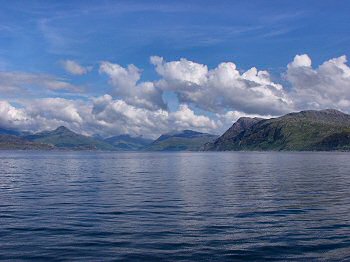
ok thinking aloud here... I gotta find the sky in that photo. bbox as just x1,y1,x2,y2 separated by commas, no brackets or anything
0,0,350,138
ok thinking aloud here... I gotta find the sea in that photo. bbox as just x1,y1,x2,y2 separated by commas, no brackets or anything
0,151,349,261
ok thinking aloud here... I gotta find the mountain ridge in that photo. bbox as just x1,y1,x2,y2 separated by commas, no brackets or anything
146,129,219,151
204,109,350,151
24,126,116,150
104,134,153,150
1,109,350,151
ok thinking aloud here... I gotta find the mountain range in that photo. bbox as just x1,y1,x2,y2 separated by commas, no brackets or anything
1,109,350,151
23,126,115,150
0,126,217,151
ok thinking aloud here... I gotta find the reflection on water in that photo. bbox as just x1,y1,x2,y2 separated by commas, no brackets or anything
0,151,350,260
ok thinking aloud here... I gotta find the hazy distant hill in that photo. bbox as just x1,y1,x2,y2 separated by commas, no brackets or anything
145,130,218,151
24,126,115,150
204,109,350,151
104,134,153,151
0,135,54,150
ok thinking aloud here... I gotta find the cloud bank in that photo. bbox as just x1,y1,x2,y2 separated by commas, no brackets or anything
1,54,350,138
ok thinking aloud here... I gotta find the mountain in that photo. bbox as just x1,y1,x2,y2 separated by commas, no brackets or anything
145,130,219,151
202,117,264,150
104,134,153,150
24,126,115,150
0,135,54,150
204,109,350,151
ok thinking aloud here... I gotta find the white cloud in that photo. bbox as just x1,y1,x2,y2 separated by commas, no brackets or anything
92,94,169,137
26,98,85,124
61,60,91,75
99,62,141,89
0,96,221,138
99,61,166,110
92,95,218,137
170,104,217,132
0,100,30,129
287,54,312,68
286,54,350,111
151,56,208,85
152,56,293,115
1,54,350,138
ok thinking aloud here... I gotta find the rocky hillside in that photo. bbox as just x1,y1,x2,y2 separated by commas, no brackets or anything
204,109,350,151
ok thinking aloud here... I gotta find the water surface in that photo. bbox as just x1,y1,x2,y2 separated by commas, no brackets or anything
0,151,349,261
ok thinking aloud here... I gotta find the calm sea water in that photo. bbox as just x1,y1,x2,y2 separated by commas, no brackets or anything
0,151,350,261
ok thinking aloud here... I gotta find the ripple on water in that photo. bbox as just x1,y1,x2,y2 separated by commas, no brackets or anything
0,151,350,261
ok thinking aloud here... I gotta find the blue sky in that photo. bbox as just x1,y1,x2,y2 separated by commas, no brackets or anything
1,1,350,73
1,0,350,137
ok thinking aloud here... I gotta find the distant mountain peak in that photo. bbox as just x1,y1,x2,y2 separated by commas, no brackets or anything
50,126,78,136
55,126,71,132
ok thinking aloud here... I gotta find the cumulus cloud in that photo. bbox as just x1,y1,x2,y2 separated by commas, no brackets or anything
170,104,217,132
0,96,220,138
99,61,166,110
92,95,218,137
92,94,169,136
151,56,293,115
286,54,350,111
287,54,312,68
61,60,92,75
26,98,85,124
151,56,208,85
1,54,350,138
0,100,30,129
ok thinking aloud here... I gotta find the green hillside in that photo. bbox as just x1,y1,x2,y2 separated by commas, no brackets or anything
205,109,350,151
